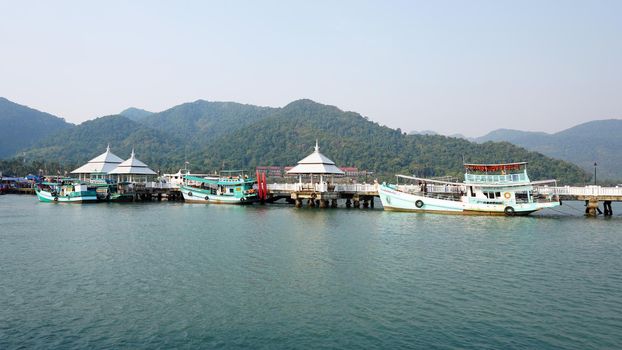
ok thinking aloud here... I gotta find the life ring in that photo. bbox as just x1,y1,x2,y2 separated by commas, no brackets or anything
415,199,424,208
53,197,58,202
503,192,511,199
504,206,515,216
187,191,192,197
204,196,209,201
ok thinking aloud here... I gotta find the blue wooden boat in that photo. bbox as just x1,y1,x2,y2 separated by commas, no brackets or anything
35,181,98,203
181,171,258,204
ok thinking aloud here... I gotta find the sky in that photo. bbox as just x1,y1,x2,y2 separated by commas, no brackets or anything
1,0,621,137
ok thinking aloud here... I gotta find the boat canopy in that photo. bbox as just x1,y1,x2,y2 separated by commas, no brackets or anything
395,174,556,188
464,162,526,172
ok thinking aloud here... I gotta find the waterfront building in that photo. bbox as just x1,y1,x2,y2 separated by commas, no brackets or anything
70,145,123,182
108,149,157,183
286,141,344,185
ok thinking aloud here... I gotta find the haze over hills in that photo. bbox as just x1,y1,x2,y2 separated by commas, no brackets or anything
0,97,73,158
0,97,591,184
476,119,622,180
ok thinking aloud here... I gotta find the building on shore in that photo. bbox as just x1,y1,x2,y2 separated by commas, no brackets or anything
70,145,123,182
108,149,157,183
286,141,344,186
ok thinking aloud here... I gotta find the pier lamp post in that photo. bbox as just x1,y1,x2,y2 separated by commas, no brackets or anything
594,162,597,185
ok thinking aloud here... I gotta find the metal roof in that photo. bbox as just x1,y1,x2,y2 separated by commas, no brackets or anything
108,149,156,175
71,145,123,174
286,141,344,175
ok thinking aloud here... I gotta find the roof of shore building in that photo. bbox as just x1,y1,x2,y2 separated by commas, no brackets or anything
286,141,345,175
70,145,123,174
108,149,157,175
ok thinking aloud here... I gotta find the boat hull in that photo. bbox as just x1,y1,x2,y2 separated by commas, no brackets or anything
378,184,558,216
35,189,98,203
180,185,258,205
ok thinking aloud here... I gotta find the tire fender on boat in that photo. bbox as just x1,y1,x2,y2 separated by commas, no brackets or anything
204,196,209,201
415,199,424,208
504,206,515,216
53,197,58,202
187,191,192,197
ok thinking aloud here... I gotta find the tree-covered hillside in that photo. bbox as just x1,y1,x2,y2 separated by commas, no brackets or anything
476,119,622,180
11,99,590,184
197,100,589,184
139,100,276,144
22,115,185,172
0,97,73,158
120,107,153,121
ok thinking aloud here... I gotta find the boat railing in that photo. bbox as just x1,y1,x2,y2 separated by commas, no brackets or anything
464,173,528,184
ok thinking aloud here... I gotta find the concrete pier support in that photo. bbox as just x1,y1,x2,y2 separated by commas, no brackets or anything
345,199,352,208
308,198,315,207
585,199,600,217
320,199,328,208
331,199,338,208
604,201,613,216
363,199,369,208
295,198,302,208
353,200,360,208
370,197,375,208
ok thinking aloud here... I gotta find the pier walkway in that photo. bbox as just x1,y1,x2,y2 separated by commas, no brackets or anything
266,183,379,208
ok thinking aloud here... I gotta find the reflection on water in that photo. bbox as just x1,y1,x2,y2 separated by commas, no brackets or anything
1,195,621,349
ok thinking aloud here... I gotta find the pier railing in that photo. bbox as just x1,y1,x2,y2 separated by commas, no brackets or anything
539,185,622,197
267,183,378,193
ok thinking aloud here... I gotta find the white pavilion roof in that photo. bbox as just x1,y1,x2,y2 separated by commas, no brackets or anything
286,141,344,175
70,145,123,174
108,150,157,175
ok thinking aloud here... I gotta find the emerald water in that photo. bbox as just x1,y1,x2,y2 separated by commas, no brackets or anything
1,195,621,349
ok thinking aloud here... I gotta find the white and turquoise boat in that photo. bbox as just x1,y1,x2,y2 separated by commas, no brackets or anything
379,162,560,216
181,171,258,204
35,181,98,203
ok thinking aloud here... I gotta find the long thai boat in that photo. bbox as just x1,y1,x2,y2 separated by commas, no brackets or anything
180,171,258,204
378,162,561,216
35,181,98,203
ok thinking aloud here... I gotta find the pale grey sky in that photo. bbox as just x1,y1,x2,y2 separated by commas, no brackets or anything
1,0,620,136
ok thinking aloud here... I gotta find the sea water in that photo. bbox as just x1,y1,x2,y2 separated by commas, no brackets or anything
1,195,621,349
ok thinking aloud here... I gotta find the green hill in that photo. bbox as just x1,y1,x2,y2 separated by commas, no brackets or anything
22,115,186,172
476,120,622,180
119,107,153,121
0,97,72,158
196,100,588,184
138,100,275,144
10,99,589,184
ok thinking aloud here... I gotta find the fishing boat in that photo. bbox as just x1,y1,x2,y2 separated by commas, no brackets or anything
35,181,98,203
379,162,560,216
180,171,258,204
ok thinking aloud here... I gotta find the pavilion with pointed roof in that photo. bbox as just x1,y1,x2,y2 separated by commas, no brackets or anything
108,149,157,183
287,141,344,185
71,145,124,181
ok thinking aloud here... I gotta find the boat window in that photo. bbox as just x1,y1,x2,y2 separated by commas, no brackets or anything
495,192,501,198
470,186,475,197
229,188,234,193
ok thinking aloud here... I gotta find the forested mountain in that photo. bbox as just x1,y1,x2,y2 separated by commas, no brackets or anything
120,107,153,121
0,97,72,158
6,98,590,184
196,100,588,184
138,100,275,144
476,120,622,180
21,115,185,172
